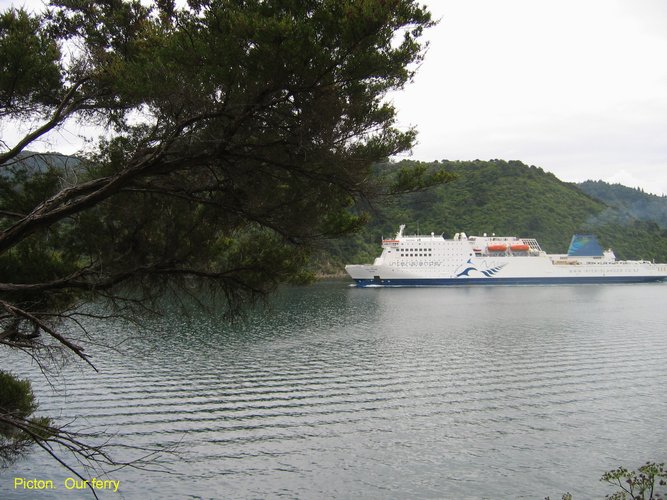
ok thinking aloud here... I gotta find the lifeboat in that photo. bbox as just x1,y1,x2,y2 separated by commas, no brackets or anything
510,243,530,252
487,244,508,252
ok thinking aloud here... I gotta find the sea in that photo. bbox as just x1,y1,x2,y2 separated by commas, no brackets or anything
2,281,667,499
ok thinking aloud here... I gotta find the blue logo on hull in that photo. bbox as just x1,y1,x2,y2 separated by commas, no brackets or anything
481,265,505,277
456,267,477,277
455,259,506,278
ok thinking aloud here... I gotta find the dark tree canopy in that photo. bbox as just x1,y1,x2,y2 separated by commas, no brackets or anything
0,0,444,472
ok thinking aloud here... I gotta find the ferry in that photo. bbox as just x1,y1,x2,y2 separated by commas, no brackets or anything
345,225,667,287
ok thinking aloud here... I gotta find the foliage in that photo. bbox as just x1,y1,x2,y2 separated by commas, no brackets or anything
0,8,61,114
0,0,437,345
579,180,667,230
0,370,52,465
1,0,443,476
545,462,667,500
544,494,572,500
601,462,667,500
319,159,667,271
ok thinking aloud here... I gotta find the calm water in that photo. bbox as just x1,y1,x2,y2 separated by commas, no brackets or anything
2,281,667,499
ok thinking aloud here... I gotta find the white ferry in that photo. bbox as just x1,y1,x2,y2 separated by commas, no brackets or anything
345,225,667,286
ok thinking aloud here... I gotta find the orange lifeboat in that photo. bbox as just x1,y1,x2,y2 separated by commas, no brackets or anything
510,243,530,252
487,243,508,252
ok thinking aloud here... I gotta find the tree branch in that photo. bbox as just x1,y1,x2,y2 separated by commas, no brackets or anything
0,78,90,166
0,299,96,370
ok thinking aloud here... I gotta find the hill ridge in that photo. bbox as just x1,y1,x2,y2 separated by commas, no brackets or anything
316,159,667,272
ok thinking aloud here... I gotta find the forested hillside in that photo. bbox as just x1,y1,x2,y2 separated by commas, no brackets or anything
316,159,667,273
7,154,667,275
578,180,667,229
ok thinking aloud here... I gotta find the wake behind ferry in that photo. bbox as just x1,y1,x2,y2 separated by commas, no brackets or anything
345,225,667,287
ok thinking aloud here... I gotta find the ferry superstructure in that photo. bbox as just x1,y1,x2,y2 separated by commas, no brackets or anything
345,225,667,287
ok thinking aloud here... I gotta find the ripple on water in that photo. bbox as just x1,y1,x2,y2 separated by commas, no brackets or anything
2,283,667,499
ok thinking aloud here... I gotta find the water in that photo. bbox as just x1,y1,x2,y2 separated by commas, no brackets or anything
2,282,667,499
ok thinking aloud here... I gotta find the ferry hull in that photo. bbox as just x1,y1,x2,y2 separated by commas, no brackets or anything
350,275,667,287
346,261,667,287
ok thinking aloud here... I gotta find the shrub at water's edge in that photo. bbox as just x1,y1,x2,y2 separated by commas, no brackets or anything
0,370,52,464
545,462,667,500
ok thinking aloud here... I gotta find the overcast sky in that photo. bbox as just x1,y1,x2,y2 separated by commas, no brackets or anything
393,0,667,195
3,0,667,195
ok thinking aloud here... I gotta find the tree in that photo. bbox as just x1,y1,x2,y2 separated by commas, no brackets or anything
546,462,667,500
1,0,445,477
0,370,51,465
601,462,667,500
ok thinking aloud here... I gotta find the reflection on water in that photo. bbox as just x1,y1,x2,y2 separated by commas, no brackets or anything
3,282,667,499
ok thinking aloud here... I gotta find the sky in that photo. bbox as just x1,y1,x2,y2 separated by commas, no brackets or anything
2,0,667,195
392,0,667,195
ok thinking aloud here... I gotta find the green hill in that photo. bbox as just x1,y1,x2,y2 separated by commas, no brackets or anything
316,159,667,273
578,180,667,229
6,155,667,274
